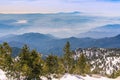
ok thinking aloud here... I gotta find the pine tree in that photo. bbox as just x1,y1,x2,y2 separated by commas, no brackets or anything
0,44,5,68
19,44,30,65
84,63,91,74
18,44,31,79
29,50,43,79
57,57,65,74
45,54,59,74
18,45,43,79
63,41,74,73
77,53,87,75
12,60,21,80
0,42,13,79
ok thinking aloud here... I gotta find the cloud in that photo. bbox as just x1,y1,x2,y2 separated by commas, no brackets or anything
0,12,120,37
15,20,28,24
0,0,120,17
1,0,120,38
11,14,120,38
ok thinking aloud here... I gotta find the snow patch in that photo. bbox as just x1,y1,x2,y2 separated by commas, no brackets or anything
0,70,119,80
60,74,84,80
0,69,7,80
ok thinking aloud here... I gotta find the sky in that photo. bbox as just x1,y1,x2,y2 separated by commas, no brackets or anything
0,0,120,16
0,0,120,38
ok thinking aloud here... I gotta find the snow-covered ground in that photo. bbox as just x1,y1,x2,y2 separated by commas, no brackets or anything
75,48,120,75
60,74,84,80
60,74,115,80
0,69,7,80
1,69,120,80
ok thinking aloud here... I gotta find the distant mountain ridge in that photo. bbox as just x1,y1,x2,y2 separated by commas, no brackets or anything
0,13,120,38
1,32,120,56
77,24,120,38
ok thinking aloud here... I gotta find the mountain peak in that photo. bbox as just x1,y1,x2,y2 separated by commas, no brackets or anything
20,32,55,39
69,37,77,39
115,34,120,38
22,32,43,35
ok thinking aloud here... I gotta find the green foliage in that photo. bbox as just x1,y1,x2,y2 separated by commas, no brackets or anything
12,61,21,79
110,70,120,78
18,45,43,79
114,70,120,78
0,42,13,78
84,63,91,74
77,53,87,74
0,42,92,79
45,54,59,74
63,41,74,73
57,58,65,74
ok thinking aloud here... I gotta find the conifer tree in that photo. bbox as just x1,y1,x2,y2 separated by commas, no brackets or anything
29,50,43,79
45,54,59,74
0,42,13,79
57,57,65,74
12,60,21,80
0,44,5,68
77,53,87,74
84,62,91,74
63,41,74,73
18,44,31,79
18,45,43,79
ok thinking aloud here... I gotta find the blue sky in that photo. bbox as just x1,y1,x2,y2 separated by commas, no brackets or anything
0,0,120,17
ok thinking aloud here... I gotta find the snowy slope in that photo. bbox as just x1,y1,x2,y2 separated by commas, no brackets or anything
0,69,7,80
60,74,84,80
0,71,120,80
60,74,116,80
75,48,120,75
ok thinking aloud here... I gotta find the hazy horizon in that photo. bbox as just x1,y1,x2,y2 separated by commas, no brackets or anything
0,0,120,17
0,0,120,38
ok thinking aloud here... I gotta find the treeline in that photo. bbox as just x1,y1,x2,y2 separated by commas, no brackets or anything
0,42,91,80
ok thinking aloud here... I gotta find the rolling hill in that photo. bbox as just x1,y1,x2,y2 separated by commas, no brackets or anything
1,32,120,56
